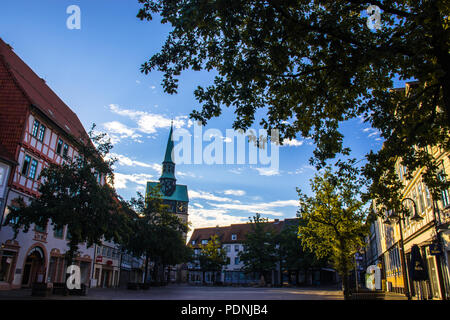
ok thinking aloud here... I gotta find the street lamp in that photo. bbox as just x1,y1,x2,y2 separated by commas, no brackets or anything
383,198,423,300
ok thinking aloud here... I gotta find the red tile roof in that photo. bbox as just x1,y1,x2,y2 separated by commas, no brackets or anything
189,219,288,246
0,141,16,164
0,38,89,147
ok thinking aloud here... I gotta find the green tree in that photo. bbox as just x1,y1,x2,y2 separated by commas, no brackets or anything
277,221,329,286
239,213,278,285
137,0,450,208
297,162,369,299
125,186,189,285
4,126,129,281
198,234,228,284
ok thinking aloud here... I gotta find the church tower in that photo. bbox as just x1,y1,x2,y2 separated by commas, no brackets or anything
146,123,189,231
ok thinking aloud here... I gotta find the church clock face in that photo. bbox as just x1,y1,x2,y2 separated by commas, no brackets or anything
177,202,187,213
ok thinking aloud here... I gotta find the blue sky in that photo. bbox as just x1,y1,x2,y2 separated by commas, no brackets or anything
0,1,386,234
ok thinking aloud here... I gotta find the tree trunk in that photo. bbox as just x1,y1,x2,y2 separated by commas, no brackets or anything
339,239,351,300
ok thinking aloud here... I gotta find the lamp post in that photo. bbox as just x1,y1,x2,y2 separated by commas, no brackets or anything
383,198,423,300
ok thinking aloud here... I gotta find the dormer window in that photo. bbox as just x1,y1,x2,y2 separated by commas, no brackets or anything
231,234,237,241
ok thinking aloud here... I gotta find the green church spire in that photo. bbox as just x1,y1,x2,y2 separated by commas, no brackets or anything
163,123,174,164
160,122,176,194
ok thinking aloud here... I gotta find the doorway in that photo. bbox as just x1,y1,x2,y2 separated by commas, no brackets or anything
22,247,45,287
101,269,111,288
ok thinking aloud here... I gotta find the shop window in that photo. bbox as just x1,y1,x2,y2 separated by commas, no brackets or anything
0,251,15,282
47,257,57,282
54,226,64,239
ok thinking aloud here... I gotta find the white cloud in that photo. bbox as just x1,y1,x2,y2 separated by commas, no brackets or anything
228,167,244,175
114,173,153,190
209,199,298,217
362,127,381,139
289,165,316,175
108,104,186,135
176,171,197,178
187,206,249,239
254,167,280,176
223,189,246,196
282,138,304,147
188,190,240,203
109,153,161,171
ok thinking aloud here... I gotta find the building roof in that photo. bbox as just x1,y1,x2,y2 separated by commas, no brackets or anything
0,38,89,145
188,219,291,246
146,181,189,202
0,141,16,164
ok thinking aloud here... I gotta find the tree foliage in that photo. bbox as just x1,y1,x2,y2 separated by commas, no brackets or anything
125,186,190,283
239,213,278,284
297,162,369,298
277,221,329,285
197,234,228,283
138,0,450,210
4,125,129,263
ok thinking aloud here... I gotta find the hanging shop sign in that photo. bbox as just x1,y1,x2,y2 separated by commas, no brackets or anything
429,243,442,256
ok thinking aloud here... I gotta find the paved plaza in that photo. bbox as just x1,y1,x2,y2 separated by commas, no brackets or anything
0,284,409,300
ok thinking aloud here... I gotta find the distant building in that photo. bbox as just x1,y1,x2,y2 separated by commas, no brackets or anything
188,218,338,286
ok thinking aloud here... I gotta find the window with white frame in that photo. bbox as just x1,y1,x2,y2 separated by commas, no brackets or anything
37,124,46,142
231,234,237,240
31,120,40,137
